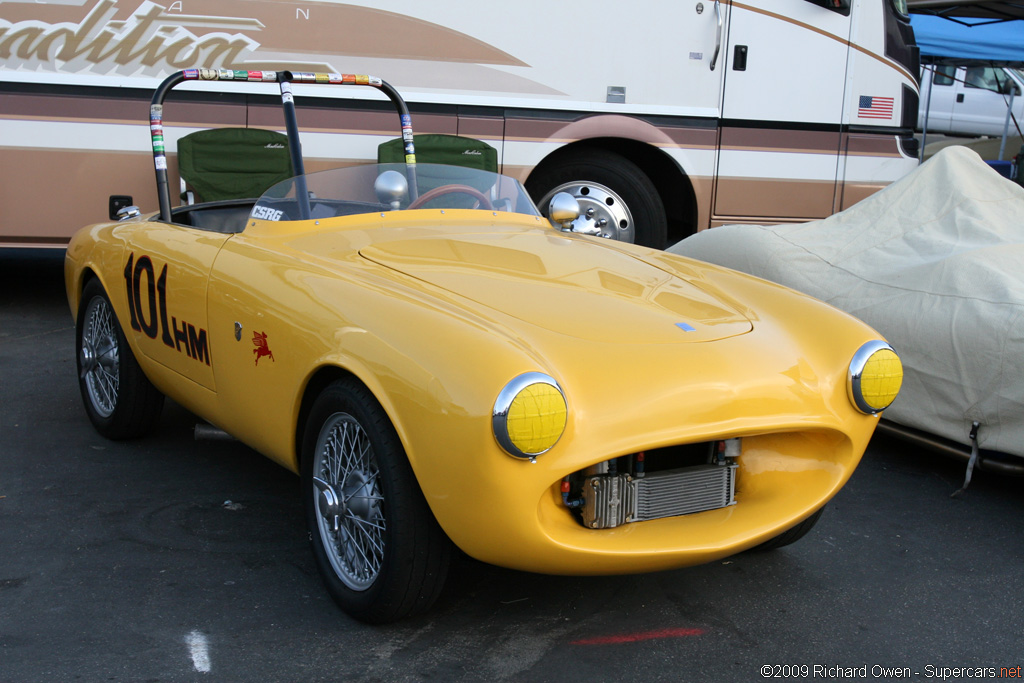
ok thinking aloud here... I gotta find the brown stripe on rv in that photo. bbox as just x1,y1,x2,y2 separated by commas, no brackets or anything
0,92,145,125
722,132,905,162
843,133,903,158
838,182,888,212
714,178,838,220
720,127,841,155
458,116,505,141
0,92,245,128
256,104,457,137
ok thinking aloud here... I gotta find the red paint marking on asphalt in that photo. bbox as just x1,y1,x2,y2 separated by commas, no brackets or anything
571,627,705,645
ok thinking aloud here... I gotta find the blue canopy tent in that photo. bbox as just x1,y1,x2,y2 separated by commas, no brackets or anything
911,14,1024,67
907,0,1024,22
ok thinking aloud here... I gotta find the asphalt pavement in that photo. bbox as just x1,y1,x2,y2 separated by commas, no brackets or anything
1,249,1022,682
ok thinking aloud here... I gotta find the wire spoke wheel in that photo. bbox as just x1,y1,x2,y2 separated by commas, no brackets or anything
80,294,121,418
302,379,452,623
74,279,163,439
312,412,386,590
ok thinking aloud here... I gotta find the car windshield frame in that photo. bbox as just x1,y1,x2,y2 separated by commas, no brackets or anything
249,163,540,224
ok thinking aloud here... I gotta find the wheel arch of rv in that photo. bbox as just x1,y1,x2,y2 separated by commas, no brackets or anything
522,132,700,249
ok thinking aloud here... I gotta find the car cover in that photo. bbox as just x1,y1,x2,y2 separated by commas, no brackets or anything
669,146,1024,459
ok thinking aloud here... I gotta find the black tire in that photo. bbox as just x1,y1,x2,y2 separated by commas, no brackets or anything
76,278,164,439
526,149,668,248
301,378,452,624
753,507,826,552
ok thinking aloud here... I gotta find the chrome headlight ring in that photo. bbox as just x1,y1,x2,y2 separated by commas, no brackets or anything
848,340,903,415
492,372,567,460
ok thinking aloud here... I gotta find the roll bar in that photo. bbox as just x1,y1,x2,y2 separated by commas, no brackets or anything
149,69,418,222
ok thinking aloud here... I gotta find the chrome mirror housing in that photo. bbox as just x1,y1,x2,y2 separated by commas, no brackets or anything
375,170,409,210
548,192,580,230
115,205,141,221
549,191,614,238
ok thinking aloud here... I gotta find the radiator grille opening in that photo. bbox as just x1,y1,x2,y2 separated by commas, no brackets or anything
634,464,736,521
565,439,739,529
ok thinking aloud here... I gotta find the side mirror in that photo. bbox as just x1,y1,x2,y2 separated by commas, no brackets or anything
547,192,580,230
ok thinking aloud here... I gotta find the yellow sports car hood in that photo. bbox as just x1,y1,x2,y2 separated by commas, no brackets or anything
359,232,753,344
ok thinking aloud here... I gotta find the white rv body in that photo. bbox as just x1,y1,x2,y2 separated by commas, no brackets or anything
0,0,920,247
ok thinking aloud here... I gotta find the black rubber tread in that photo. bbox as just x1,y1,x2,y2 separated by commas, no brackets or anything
301,378,452,624
526,148,668,249
76,278,164,440
752,507,826,552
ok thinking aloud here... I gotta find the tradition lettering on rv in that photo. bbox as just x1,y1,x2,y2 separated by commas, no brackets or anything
0,0,266,75
0,0,543,92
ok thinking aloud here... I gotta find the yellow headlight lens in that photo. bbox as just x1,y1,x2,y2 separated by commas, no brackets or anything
849,341,903,414
494,373,567,459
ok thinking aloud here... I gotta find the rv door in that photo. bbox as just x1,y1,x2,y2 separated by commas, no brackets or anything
714,0,853,221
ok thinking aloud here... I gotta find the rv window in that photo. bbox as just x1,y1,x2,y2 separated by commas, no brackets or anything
802,0,851,15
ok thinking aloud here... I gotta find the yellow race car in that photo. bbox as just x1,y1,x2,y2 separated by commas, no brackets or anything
65,70,903,623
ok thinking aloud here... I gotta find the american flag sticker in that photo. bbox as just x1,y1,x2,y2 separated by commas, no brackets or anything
858,95,894,119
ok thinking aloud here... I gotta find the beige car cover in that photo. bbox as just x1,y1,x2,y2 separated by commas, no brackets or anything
670,146,1024,460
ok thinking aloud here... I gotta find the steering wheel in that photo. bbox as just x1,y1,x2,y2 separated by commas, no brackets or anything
407,184,493,211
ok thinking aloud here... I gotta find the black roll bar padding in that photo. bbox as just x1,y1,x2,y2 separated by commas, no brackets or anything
276,79,311,220
375,79,419,201
151,71,188,223
148,69,420,224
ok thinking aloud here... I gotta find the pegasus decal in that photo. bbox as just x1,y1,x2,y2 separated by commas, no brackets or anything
252,331,274,366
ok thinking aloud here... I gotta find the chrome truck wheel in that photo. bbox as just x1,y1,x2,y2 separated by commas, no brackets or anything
528,149,667,248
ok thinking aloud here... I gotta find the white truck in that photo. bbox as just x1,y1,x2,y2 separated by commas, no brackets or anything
0,0,920,248
919,64,1023,138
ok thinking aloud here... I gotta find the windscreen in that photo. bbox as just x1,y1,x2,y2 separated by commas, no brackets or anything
251,163,541,223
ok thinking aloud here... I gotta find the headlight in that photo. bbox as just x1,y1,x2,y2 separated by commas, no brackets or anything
848,341,903,415
493,372,567,459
